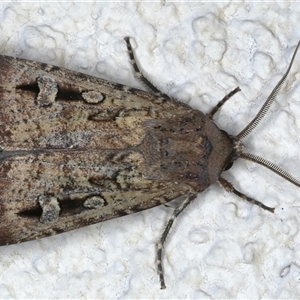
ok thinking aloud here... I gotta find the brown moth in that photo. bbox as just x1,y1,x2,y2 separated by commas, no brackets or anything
0,37,299,289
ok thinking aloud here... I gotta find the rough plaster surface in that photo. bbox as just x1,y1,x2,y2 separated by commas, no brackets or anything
0,2,300,299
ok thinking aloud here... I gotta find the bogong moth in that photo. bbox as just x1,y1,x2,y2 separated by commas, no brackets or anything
0,37,299,288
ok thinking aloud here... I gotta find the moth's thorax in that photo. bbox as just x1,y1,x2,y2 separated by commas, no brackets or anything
140,111,233,192
204,116,234,184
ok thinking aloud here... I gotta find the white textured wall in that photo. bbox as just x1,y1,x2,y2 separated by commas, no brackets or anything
0,2,300,299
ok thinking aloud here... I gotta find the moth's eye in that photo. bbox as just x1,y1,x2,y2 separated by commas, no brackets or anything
224,161,233,171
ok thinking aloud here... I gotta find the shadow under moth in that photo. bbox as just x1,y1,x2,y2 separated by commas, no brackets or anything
0,37,299,289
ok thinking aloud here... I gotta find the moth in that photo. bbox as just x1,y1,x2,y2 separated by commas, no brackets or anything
0,37,299,289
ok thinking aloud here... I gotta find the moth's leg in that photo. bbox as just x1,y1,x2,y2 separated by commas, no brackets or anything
208,87,241,118
218,177,275,213
124,37,168,98
157,193,197,289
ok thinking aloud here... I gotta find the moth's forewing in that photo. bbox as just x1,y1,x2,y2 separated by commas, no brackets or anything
0,55,232,245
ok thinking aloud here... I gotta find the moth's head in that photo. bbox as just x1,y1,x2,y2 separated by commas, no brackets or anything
222,137,244,171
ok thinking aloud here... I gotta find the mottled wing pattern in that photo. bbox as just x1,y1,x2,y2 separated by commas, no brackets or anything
0,55,208,245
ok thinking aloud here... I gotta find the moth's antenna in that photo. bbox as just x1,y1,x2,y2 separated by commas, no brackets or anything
239,152,300,187
234,40,300,188
236,40,300,140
